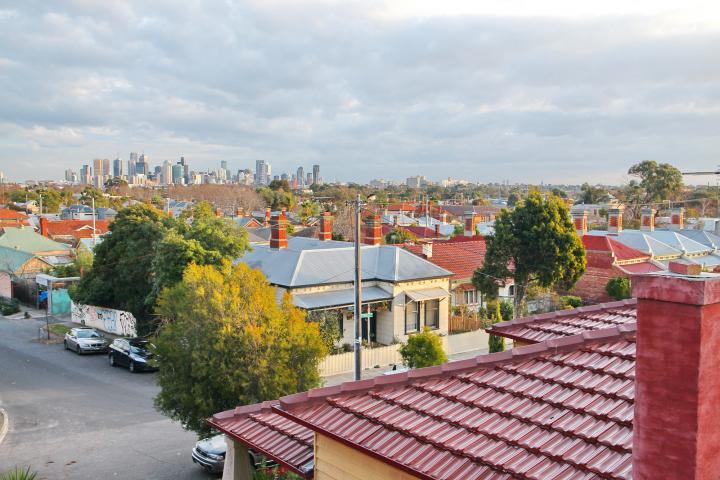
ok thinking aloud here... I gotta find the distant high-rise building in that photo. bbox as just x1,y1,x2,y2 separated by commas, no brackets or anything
80,165,92,184
112,158,123,178
281,173,288,181
221,160,228,170
137,153,149,176
297,166,304,188
64,169,77,183
161,160,172,185
312,164,320,185
102,158,110,178
255,160,270,185
172,164,184,185
307,172,313,185
93,158,105,177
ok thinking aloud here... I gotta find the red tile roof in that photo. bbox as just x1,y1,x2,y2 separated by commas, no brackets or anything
42,219,110,239
488,299,637,344
405,240,486,280
382,224,441,240
0,209,30,226
209,401,314,478
582,236,650,263
212,308,638,480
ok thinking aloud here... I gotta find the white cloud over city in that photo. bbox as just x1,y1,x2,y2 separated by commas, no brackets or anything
0,0,719,183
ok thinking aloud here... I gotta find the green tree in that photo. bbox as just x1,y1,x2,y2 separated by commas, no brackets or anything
80,186,109,208
473,192,586,318
551,188,568,199
72,204,173,334
560,295,583,308
35,188,62,213
452,224,464,236
154,262,327,436
385,227,417,244
507,192,520,207
576,183,609,205
51,250,93,278
606,277,631,300
399,327,448,368
488,302,505,353
499,301,513,321
306,310,343,353
299,201,320,225
628,160,683,203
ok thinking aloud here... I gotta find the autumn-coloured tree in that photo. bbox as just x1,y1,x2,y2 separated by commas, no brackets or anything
154,262,327,436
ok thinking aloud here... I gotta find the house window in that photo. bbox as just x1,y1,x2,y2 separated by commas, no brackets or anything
508,285,515,296
405,301,419,333
464,289,478,305
425,299,439,330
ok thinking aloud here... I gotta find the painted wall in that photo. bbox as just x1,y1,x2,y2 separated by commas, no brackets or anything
314,433,419,480
0,272,11,298
71,301,137,336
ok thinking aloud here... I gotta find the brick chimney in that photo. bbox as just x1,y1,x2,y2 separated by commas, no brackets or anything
39,217,49,237
632,273,720,479
608,207,623,234
269,212,288,250
264,207,271,226
434,223,441,238
363,214,382,245
215,208,223,217
422,242,433,258
571,210,588,236
464,212,477,237
670,207,685,230
440,212,448,223
318,211,332,241
236,207,244,217
640,207,655,232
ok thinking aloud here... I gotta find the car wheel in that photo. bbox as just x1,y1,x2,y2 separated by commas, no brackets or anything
76,343,82,354
63,340,68,350
129,361,136,373
109,354,115,367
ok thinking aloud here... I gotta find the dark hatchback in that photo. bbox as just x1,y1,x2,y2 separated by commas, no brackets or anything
108,338,159,372
192,434,278,474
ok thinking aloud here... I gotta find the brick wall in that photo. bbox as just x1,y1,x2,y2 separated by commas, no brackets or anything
570,251,625,303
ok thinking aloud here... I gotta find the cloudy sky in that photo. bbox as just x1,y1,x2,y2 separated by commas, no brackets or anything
1,0,719,184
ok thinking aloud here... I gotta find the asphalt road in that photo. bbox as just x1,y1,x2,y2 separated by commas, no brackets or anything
0,316,214,480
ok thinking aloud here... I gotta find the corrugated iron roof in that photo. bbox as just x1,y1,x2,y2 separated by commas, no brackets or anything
212,312,638,480
488,299,637,344
240,237,451,287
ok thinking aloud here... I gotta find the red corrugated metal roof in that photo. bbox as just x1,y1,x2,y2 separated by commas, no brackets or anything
212,311,638,480
404,240,486,281
488,299,637,344
582,236,650,263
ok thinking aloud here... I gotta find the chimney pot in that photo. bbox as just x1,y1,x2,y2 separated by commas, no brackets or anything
319,211,333,241
571,210,588,236
464,212,477,237
608,207,624,234
670,207,685,230
362,214,382,245
269,212,288,249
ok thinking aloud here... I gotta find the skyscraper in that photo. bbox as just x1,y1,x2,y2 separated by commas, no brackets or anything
161,160,172,185
137,153,149,176
297,166,304,188
255,160,270,185
172,164,184,185
93,158,105,177
312,164,320,185
128,152,138,177
80,165,92,184
102,158,110,178
307,172,313,186
113,158,124,178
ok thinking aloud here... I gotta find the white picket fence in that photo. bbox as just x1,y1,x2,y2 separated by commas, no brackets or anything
319,329,490,377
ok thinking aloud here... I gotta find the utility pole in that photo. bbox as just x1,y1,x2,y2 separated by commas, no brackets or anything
425,194,429,232
353,193,362,381
39,194,43,215
92,197,97,247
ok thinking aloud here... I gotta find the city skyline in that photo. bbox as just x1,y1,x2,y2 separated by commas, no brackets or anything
1,1,719,184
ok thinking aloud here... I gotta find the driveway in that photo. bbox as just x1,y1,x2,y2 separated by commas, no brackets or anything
0,316,213,479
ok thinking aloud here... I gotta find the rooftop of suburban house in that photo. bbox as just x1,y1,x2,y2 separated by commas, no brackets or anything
211,320,637,479
0,208,30,222
39,218,110,240
404,238,486,281
239,236,452,288
0,226,72,254
381,224,442,240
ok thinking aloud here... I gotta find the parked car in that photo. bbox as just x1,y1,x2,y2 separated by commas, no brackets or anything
108,338,159,372
64,327,108,354
192,434,277,474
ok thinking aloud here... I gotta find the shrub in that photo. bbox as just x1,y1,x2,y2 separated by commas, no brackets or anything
499,301,513,321
0,297,20,316
399,327,448,368
0,467,38,480
606,277,632,300
560,295,583,309
488,302,505,353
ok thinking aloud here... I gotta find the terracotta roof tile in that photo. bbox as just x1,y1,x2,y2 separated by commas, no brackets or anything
405,240,486,280
43,219,110,239
212,304,638,480
582,236,650,263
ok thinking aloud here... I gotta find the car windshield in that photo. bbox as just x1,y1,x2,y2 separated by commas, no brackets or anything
76,330,101,339
130,344,154,356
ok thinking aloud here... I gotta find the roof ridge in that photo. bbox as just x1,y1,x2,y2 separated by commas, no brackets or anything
277,325,636,410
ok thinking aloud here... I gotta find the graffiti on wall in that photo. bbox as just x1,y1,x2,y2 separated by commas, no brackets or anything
71,302,137,336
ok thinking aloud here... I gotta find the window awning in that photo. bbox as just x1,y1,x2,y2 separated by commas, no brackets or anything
292,286,392,310
405,287,450,302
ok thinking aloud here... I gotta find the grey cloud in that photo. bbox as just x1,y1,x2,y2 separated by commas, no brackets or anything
0,1,718,183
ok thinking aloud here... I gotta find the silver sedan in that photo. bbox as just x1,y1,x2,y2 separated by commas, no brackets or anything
64,327,108,354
